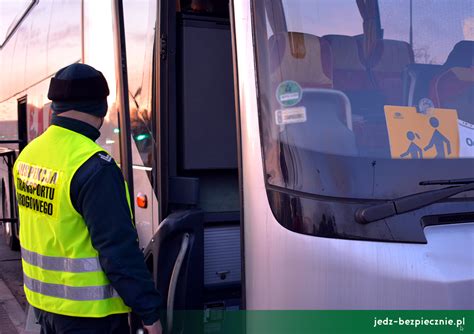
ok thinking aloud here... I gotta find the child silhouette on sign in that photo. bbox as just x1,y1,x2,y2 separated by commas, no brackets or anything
400,131,423,159
424,117,451,158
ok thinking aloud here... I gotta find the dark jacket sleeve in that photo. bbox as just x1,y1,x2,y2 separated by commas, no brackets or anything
70,153,162,325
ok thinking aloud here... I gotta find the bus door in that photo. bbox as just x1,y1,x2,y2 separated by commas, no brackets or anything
123,0,241,333
0,96,28,250
127,0,243,332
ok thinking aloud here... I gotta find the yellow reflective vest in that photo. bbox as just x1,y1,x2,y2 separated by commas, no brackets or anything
13,125,130,317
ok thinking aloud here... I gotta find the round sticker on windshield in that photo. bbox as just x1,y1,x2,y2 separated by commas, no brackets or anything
276,80,302,107
418,98,434,114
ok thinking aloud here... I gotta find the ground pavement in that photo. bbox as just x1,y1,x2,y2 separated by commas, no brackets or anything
0,228,39,334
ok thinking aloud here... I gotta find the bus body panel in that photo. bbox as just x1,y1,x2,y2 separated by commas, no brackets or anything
233,0,474,312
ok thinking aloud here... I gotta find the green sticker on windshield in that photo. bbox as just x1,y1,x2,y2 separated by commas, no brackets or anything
276,80,302,107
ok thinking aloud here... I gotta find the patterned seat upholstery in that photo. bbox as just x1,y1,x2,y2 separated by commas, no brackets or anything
269,32,333,89
368,39,414,105
323,35,368,91
429,41,474,123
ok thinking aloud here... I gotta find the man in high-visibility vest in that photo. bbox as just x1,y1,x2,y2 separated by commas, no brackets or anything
14,63,162,334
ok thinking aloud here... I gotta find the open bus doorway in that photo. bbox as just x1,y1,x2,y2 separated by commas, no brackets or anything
134,0,242,332
0,96,26,251
171,0,241,302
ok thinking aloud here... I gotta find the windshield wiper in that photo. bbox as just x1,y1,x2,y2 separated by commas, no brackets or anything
355,178,474,224
419,178,474,185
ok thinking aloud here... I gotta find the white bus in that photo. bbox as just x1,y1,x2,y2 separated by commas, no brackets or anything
1,0,473,332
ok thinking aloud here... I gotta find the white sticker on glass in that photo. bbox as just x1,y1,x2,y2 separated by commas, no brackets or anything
458,119,474,158
275,107,307,125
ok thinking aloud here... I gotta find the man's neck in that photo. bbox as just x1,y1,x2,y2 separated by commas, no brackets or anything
57,110,101,129
51,114,101,141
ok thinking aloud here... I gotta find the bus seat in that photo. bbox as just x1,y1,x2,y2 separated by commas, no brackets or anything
269,32,333,89
323,34,385,119
429,66,474,123
323,35,390,156
368,39,414,105
404,41,472,108
444,41,474,68
428,41,474,123
403,63,443,107
280,90,359,166
323,35,368,91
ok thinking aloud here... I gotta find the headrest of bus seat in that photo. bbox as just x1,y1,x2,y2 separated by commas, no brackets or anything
269,32,333,88
444,41,474,68
323,35,365,71
362,39,414,70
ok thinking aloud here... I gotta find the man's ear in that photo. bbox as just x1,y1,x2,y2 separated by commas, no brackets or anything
98,117,105,130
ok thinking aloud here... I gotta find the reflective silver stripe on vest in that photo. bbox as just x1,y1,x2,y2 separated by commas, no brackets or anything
23,274,120,301
21,247,102,273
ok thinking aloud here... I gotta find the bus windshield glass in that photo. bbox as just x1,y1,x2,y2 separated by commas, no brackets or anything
253,0,474,200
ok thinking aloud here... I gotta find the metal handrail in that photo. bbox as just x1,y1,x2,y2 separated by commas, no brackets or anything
167,233,190,334
0,218,18,223
0,148,19,239
0,140,23,144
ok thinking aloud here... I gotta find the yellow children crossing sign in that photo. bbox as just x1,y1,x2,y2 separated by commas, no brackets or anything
384,106,460,159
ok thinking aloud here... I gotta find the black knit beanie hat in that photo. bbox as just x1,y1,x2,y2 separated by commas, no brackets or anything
48,63,110,117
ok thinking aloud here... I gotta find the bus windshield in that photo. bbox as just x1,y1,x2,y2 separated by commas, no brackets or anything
253,0,474,200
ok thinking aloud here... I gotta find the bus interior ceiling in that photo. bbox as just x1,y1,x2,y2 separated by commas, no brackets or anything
173,1,241,310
